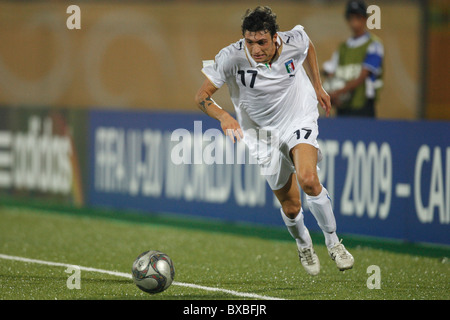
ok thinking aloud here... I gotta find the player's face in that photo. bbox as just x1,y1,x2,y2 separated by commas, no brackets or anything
244,30,277,64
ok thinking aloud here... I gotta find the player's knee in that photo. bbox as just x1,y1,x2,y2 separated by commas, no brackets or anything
298,172,321,196
280,200,301,219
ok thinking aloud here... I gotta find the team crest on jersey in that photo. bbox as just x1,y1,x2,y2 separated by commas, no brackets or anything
285,59,295,73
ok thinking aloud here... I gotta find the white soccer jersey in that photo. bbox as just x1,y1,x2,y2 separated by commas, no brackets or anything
202,25,319,138
202,25,321,190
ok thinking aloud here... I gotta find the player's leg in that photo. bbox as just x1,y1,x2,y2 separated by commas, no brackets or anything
290,143,354,270
273,174,320,276
290,143,339,246
273,173,311,248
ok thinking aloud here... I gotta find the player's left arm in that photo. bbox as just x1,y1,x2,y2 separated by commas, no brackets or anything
304,40,332,117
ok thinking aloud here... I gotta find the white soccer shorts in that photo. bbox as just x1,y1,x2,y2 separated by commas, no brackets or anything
245,116,321,191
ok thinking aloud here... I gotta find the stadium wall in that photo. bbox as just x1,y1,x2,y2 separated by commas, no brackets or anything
0,107,88,207
1,107,449,246
0,0,422,119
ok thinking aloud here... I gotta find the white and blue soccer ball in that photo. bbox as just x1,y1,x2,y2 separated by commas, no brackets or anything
131,250,175,294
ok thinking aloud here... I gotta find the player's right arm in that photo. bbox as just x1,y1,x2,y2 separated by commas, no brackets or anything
194,78,243,143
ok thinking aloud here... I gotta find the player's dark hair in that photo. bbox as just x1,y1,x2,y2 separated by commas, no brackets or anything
241,6,279,37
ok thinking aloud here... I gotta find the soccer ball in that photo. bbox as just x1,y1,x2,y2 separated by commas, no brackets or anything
131,250,175,294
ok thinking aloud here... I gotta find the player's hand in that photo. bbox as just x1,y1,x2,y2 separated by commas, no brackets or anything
218,113,243,143
316,86,332,117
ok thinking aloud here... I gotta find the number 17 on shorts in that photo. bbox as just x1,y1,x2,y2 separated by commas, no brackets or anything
294,128,312,141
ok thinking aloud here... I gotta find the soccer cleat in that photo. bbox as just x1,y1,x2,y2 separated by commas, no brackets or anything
298,246,320,276
328,240,354,271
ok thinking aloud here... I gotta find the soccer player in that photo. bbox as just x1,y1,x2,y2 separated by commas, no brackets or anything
195,6,354,275
323,0,384,117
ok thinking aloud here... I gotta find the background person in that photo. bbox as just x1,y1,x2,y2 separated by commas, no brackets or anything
323,0,384,117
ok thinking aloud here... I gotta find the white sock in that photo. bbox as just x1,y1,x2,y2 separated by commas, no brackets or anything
280,208,312,249
306,186,339,248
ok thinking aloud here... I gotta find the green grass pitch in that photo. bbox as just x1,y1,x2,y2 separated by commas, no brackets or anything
0,205,449,300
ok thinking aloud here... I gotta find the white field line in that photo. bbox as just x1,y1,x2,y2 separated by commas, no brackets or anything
0,253,284,300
